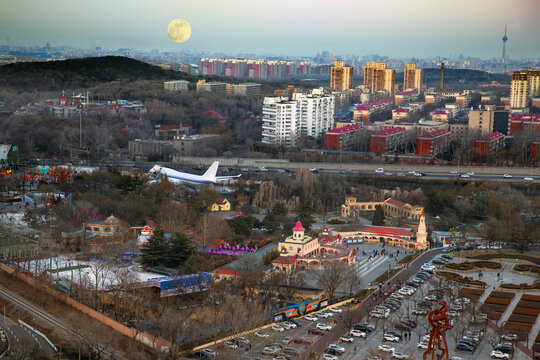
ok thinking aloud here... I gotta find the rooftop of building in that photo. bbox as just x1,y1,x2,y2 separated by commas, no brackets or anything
477,131,505,142
164,80,189,83
333,225,414,238
511,113,540,122
327,124,362,134
394,108,408,113
355,98,391,111
396,90,418,96
372,127,407,137
433,110,449,115
418,129,451,139
272,256,297,265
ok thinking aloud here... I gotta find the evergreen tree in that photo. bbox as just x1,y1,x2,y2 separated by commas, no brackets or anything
140,229,169,267
297,204,314,230
167,232,194,268
372,205,385,226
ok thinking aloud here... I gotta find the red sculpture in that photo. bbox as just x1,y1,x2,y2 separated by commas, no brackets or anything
423,300,452,360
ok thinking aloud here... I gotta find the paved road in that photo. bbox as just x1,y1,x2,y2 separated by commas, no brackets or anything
2,313,57,356
307,248,443,356
0,284,127,359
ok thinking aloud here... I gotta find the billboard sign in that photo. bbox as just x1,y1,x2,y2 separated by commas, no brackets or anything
158,272,212,297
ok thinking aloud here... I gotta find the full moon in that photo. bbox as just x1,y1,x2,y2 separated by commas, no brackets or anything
167,19,191,43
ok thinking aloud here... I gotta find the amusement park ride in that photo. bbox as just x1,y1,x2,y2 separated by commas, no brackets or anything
424,300,452,360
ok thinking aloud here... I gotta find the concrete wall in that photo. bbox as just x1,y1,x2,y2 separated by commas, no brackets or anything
0,263,171,352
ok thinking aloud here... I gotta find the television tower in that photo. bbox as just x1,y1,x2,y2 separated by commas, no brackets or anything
501,25,508,63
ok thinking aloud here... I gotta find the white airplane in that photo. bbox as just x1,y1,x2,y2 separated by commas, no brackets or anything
149,162,240,185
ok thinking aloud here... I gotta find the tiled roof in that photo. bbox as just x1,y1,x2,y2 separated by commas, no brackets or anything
157,124,180,131
418,129,451,139
215,269,240,276
293,221,305,231
477,131,504,142
384,198,406,207
372,127,406,137
272,256,296,264
359,226,414,237
327,124,362,134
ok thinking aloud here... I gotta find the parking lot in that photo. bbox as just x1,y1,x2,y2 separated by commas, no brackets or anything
198,254,523,360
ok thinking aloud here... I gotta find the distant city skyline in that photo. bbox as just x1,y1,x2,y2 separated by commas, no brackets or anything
2,0,540,60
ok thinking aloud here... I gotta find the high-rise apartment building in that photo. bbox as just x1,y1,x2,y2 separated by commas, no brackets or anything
364,62,395,93
262,90,335,148
403,63,423,93
510,69,540,108
330,61,353,91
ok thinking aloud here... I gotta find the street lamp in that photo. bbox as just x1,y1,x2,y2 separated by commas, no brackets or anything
387,258,391,282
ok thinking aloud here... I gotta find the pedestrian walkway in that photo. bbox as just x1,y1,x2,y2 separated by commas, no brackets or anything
528,312,540,349
497,292,522,327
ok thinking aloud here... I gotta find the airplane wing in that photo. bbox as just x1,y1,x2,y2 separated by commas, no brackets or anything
215,175,242,182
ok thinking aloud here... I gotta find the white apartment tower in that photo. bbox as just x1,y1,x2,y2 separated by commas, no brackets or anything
262,89,335,148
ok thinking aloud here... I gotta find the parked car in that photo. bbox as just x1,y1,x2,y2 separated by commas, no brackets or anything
391,351,409,359
308,328,325,335
456,342,474,351
329,307,343,313
293,338,312,345
491,350,511,359
224,340,238,349
200,348,218,357
501,334,518,341
417,341,429,349
328,344,345,354
281,336,292,345
271,324,285,332
304,314,318,321
262,346,279,355
339,335,354,343
350,329,367,338
378,344,395,352
255,331,269,338
384,333,400,342
412,309,428,316
317,323,333,331
322,354,339,360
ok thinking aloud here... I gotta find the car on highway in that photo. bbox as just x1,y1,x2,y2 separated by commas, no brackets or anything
466,172,474,175
460,174,470,178
293,338,312,345
503,174,512,178
524,177,534,181
322,354,339,360
271,324,285,332
383,333,400,342
491,350,511,359
391,351,409,359
255,331,269,338
450,170,458,174
328,344,345,354
378,344,395,352
329,307,343,313
417,341,429,349
308,328,325,335
385,172,393,176
375,168,384,173
339,335,354,343
316,323,333,331
304,314,318,321
397,172,405,176
350,329,367,338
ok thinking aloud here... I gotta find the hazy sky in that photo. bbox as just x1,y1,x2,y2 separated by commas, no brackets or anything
2,0,540,59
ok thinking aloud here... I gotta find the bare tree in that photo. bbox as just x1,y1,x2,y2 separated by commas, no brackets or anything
314,261,350,300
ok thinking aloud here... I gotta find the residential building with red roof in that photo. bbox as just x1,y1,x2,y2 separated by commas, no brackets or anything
353,98,392,121
416,129,451,156
370,127,407,154
392,108,409,121
209,198,231,212
431,109,450,122
509,113,540,135
341,197,424,221
474,131,505,155
394,89,419,107
154,123,192,139
325,124,364,151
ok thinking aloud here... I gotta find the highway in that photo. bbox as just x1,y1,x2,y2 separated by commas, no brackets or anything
0,284,127,359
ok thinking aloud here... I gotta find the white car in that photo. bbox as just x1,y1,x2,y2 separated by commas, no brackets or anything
317,311,332,318
417,341,429,349
322,354,339,360
501,334,517,341
350,329,367,338
304,314,318,321
224,340,238,349
390,293,404,300
378,344,395,352
524,177,534,181
491,350,510,359
283,321,297,329
422,334,431,342
384,333,400,342
272,324,285,332
385,172,393,176
339,335,354,343
391,351,409,359
280,322,292,330
450,170,458,174
316,323,333,331
449,357,463,360
466,172,474,175
503,174,512,178
329,307,343,313
460,174,470,178
255,331,269,338
328,344,345,353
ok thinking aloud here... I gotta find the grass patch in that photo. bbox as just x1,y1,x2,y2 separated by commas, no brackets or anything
400,253,421,264
445,261,501,271
353,288,376,300
369,268,402,285
436,270,486,287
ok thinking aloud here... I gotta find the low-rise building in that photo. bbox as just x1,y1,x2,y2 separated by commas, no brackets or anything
392,108,409,121
445,103,461,118
196,80,228,95
416,129,451,156
164,80,189,91
474,131,505,155
209,198,231,212
230,83,262,97
278,221,319,257
394,90,419,107
509,113,540,135
370,127,407,154
455,94,471,108
353,98,392,121
154,124,192,139
325,124,363,151
431,109,450,122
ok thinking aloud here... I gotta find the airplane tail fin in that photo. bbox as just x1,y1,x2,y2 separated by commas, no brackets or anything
202,161,219,180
